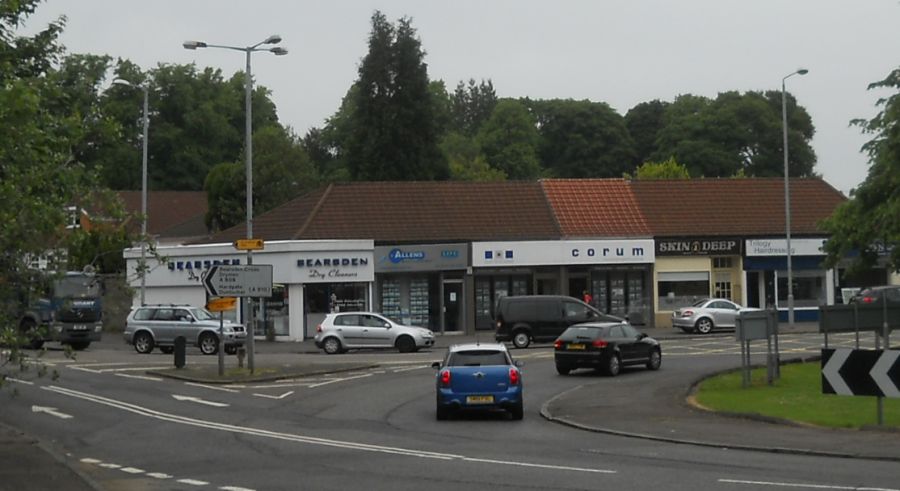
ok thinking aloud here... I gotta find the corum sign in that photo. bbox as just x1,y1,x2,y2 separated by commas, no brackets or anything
657,238,741,256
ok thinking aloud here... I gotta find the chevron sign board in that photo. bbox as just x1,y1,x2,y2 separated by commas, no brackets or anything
821,349,900,398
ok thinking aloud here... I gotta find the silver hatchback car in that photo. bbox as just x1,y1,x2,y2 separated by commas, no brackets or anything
314,312,435,354
672,298,757,334
124,304,246,355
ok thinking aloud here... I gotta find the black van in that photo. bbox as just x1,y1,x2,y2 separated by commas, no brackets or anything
494,295,624,348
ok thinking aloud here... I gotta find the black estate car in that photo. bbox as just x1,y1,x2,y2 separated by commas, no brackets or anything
553,322,661,376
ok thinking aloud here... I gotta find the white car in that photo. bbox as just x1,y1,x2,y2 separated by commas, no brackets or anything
314,312,435,354
672,298,758,334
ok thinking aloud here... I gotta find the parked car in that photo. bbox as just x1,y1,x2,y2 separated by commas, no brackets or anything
124,304,246,355
494,295,624,349
314,312,435,354
432,343,523,420
671,298,755,334
553,322,661,376
850,285,900,306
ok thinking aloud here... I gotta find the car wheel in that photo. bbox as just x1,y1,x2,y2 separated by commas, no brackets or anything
19,319,44,350
160,346,174,354
606,353,621,377
396,335,416,353
133,331,154,354
69,341,90,351
646,349,662,371
199,333,219,355
509,401,524,420
556,364,571,375
322,337,342,355
695,318,714,334
224,345,237,355
512,330,531,349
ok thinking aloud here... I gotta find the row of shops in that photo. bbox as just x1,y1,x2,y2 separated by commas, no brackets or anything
126,236,895,342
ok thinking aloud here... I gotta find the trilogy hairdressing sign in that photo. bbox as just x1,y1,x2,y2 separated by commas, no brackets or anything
656,238,741,256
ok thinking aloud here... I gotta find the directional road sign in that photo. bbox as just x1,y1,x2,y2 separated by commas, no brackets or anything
206,297,237,312
202,265,273,298
822,348,900,398
234,238,264,251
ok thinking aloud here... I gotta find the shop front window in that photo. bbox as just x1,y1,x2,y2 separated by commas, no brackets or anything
658,271,710,311
259,284,289,336
777,271,825,308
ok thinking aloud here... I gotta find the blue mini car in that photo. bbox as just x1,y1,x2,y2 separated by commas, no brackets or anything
432,343,523,420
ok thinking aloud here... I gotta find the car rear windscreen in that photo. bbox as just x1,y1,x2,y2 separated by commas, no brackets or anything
448,350,509,366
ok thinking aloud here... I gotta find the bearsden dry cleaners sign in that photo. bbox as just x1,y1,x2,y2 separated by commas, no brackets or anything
656,238,741,256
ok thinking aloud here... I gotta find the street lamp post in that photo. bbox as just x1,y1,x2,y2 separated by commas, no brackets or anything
113,80,150,306
184,36,287,372
781,68,808,326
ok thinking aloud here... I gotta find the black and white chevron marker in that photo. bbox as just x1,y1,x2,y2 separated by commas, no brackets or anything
821,349,900,398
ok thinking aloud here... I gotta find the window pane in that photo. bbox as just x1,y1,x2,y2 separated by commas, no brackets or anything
658,280,709,310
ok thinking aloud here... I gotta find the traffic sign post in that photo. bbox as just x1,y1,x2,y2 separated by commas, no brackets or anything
202,265,273,375
234,238,264,251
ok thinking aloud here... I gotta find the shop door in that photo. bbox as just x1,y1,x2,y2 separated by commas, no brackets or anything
443,282,463,333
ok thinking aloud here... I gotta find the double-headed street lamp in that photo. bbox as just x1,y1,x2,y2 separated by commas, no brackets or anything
113,79,150,307
183,35,287,372
781,68,808,326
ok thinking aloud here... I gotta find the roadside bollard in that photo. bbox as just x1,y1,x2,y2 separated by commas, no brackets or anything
237,347,246,369
174,336,186,369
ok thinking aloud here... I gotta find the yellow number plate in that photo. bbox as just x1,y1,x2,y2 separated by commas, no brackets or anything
466,395,494,405
568,343,586,350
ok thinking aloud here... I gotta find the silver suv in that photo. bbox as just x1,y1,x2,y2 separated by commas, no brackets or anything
314,312,435,354
124,305,246,355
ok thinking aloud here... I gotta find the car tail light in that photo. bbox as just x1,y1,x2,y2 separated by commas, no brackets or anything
591,339,608,348
316,324,322,333
440,370,451,387
553,339,563,350
862,296,874,304
509,367,520,386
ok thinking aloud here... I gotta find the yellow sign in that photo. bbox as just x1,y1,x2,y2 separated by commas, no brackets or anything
234,239,264,251
206,297,237,312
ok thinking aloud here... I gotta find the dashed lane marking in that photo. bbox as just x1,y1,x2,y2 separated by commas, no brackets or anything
120,467,144,474
178,478,210,486
146,472,173,479
719,478,899,491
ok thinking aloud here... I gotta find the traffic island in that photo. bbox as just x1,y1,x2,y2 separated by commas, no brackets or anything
146,362,378,384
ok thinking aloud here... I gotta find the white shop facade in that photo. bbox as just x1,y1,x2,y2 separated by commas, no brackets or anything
124,240,375,341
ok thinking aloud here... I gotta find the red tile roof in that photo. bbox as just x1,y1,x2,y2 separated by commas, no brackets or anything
118,191,208,238
540,179,651,238
629,178,846,236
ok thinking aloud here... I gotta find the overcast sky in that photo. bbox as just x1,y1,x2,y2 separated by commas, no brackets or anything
22,0,899,194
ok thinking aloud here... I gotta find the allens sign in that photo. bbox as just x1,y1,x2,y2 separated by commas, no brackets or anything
656,238,741,256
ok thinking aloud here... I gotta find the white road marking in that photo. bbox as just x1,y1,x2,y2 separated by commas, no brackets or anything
719,478,899,491
307,373,374,388
5,377,33,385
172,394,230,407
178,478,210,486
31,405,73,419
44,385,615,475
219,487,256,491
252,391,294,400
120,467,145,474
147,472,173,479
99,463,121,469
115,373,164,382
79,458,102,464
391,366,428,373
70,364,171,374
186,382,241,393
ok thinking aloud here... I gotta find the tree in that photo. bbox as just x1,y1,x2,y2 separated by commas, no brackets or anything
625,99,669,166
440,132,505,181
530,99,637,178
450,78,498,136
344,11,448,181
1,0,102,386
651,92,816,178
476,99,541,179
626,157,691,180
203,161,245,232
822,67,900,273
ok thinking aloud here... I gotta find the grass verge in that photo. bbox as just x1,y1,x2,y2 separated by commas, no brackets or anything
694,361,900,429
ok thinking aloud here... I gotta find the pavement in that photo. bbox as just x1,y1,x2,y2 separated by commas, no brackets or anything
4,322,899,491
